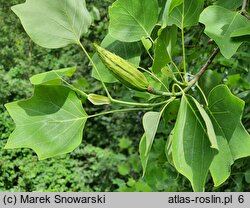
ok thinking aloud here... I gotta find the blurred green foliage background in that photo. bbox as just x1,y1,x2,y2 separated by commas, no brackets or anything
0,0,250,191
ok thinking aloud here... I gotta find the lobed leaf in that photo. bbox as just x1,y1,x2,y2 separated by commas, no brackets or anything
199,70,222,97
109,0,159,42
5,85,88,160
213,0,243,10
161,0,183,28
143,112,162,156
199,6,250,59
152,26,177,73
172,95,217,191
230,26,250,37
12,0,92,48
140,110,167,176
30,66,77,85
207,85,250,186
168,0,204,28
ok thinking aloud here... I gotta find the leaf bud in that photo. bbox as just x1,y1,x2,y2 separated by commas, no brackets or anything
87,94,111,105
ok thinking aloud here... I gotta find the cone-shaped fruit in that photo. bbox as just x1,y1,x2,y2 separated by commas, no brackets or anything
94,43,149,91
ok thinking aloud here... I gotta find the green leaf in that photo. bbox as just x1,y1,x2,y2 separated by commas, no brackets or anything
109,0,159,42
92,34,142,83
199,70,222,97
139,134,148,177
207,85,250,186
152,26,177,73
90,6,100,21
118,163,130,176
172,95,217,191
199,6,250,59
163,100,181,167
230,123,250,160
141,37,152,52
140,111,161,177
213,0,242,10
143,112,162,156
192,98,218,150
245,169,250,184
165,130,174,166
134,181,152,192
12,0,91,48
72,77,89,89
5,85,88,160
161,0,183,28
162,99,180,124
119,138,132,149
168,0,204,28
30,66,76,85
230,26,250,37
226,74,250,89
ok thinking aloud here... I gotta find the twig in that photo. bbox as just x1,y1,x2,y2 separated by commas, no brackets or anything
150,1,248,97
188,48,220,87
242,12,250,19
148,48,220,97
242,0,248,12
175,0,249,94
241,0,250,19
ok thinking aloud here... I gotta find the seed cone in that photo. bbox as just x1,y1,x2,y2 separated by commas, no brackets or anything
94,43,149,91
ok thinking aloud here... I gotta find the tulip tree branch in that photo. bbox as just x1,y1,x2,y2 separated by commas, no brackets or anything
187,47,220,88
148,47,220,97
241,0,250,19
